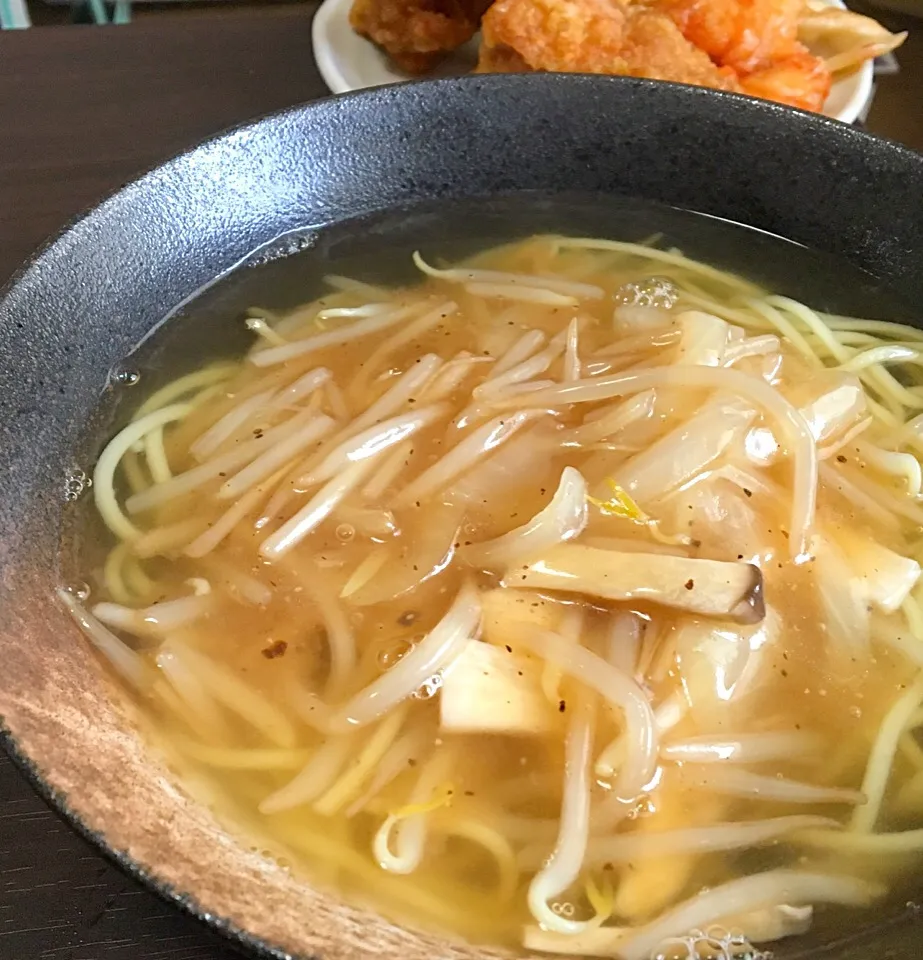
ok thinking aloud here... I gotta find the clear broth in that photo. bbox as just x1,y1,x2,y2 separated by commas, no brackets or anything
67,197,923,957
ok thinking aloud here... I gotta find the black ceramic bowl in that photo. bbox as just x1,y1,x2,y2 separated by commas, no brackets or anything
2,75,923,960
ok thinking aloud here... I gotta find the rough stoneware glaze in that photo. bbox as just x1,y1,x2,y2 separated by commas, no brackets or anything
1,75,923,960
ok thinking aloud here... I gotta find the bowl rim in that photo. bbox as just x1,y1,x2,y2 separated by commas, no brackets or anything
2,72,923,960
3,71,921,305
0,722,288,960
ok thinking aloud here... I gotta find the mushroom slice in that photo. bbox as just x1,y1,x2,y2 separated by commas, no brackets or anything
503,544,764,623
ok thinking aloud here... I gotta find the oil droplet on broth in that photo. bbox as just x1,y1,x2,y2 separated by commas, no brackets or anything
64,581,91,601
412,673,443,699
613,276,679,309
378,639,414,670
65,205,923,952
111,367,141,387
63,469,92,502
649,927,765,960
335,523,356,543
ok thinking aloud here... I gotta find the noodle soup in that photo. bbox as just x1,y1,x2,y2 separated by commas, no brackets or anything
62,221,923,959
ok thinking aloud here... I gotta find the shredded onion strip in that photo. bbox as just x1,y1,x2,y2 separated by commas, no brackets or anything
487,366,817,558
259,457,380,559
395,410,549,506
518,816,840,870
328,582,481,730
687,767,866,806
57,589,148,688
464,466,588,567
67,236,923,953
527,696,596,934
513,628,657,801
250,302,426,367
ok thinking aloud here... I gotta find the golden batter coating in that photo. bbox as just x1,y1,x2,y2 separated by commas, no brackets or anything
350,0,493,73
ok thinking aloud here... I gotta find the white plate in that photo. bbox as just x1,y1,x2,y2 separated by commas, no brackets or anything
312,0,873,124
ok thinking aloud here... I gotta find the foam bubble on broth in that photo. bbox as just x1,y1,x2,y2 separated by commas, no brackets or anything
62,226,923,958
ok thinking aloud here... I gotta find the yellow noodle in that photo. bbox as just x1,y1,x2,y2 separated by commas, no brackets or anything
314,706,408,816
68,236,923,953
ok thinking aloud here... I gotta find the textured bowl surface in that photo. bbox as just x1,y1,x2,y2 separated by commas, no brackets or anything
2,74,923,960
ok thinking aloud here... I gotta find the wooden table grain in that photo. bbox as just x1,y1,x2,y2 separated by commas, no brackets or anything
0,7,920,959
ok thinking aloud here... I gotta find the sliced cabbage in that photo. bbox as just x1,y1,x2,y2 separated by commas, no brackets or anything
665,474,782,566
347,502,462,607
464,466,588,567
675,310,730,367
810,533,872,665
614,396,756,504
746,374,866,466
439,640,556,735
674,609,779,730
479,588,565,644
834,526,921,613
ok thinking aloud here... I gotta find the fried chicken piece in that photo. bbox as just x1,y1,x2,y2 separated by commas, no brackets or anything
655,0,738,62
655,0,832,111
350,0,492,74
656,0,820,73
479,0,627,73
622,7,741,88
478,0,739,92
723,0,804,71
478,42,532,71
738,47,831,111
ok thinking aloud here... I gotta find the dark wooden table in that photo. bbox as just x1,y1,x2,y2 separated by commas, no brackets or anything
0,7,920,959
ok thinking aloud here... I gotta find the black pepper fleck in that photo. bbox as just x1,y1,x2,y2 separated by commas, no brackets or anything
262,640,288,659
